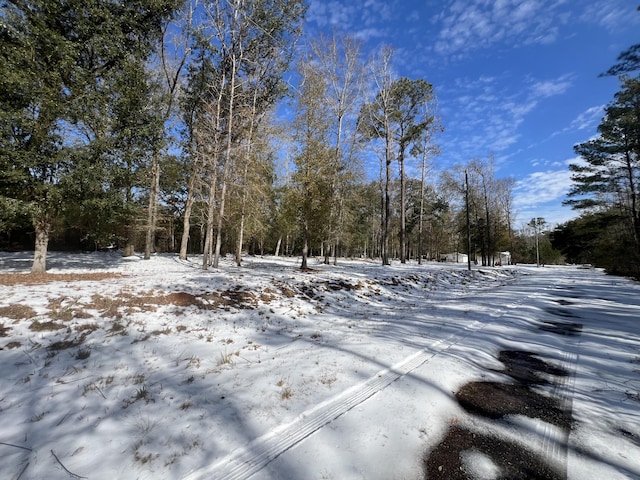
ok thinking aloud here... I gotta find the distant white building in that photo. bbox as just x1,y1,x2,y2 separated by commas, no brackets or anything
498,251,511,266
440,252,468,263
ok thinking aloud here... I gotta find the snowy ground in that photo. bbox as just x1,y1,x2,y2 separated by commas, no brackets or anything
0,252,639,480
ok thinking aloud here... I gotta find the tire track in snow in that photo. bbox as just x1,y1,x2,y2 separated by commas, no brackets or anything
183,319,488,480
537,325,581,478
183,276,535,480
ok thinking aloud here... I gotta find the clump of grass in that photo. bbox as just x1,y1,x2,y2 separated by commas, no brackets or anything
89,294,122,319
83,376,114,397
29,320,65,331
75,347,91,360
108,319,127,335
277,378,293,399
217,350,234,366
47,332,89,353
75,323,99,333
0,304,37,320
0,322,9,337
150,327,172,336
281,387,293,400
133,440,156,465
135,386,150,401
186,355,201,368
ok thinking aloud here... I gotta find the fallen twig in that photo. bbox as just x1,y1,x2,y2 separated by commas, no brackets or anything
0,441,32,451
16,461,29,480
50,450,87,479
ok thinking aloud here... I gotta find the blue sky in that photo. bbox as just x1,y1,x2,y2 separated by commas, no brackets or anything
304,0,640,227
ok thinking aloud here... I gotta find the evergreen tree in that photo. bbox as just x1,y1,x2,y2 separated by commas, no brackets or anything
567,76,640,256
0,0,180,271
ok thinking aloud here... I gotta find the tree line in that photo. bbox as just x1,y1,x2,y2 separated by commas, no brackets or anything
552,15,640,279
0,0,576,272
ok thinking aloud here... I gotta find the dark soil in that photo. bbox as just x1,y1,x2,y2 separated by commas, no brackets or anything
423,426,564,480
424,346,575,479
497,350,568,384
456,381,572,428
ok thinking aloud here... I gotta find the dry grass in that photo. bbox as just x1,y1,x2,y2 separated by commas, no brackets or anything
0,304,37,320
0,272,124,286
29,320,66,331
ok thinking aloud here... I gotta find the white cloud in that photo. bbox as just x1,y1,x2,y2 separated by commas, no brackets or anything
514,168,572,206
531,75,573,98
432,0,568,57
306,0,392,39
569,105,604,131
580,1,640,32
513,167,577,225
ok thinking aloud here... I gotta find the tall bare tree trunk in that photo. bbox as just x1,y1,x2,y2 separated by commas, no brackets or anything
418,152,426,265
145,11,192,260
399,150,406,264
179,153,202,260
32,218,51,274
202,171,218,269
212,62,237,269
274,236,282,256
144,154,160,260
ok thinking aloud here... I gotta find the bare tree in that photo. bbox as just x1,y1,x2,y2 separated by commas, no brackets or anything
359,46,395,265
144,1,197,260
308,33,366,264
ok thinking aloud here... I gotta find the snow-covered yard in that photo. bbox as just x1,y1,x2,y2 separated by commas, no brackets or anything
0,252,639,479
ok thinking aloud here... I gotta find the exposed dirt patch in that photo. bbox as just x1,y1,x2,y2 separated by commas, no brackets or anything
423,426,563,480
496,350,568,384
164,292,200,307
0,272,124,286
456,381,572,428
426,347,574,478
201,288,258,309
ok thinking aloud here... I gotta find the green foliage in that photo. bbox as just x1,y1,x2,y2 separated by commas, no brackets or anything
567,75,640,264
0,0,180,261
552,211,640,278
359,77,435,152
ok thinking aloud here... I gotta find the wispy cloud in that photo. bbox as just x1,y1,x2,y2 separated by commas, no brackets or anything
432,0,568,57
569,106,604,131
513,166,576,225
306,0,392,41
548,105,604,140
580,1,640,33
530,75,573,98
438,73,573,163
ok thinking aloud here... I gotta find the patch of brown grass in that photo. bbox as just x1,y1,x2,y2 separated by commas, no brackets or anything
29,320,66,331
0,304,37,320
75,323,100,333
88,294,118,314
0,272,124,286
